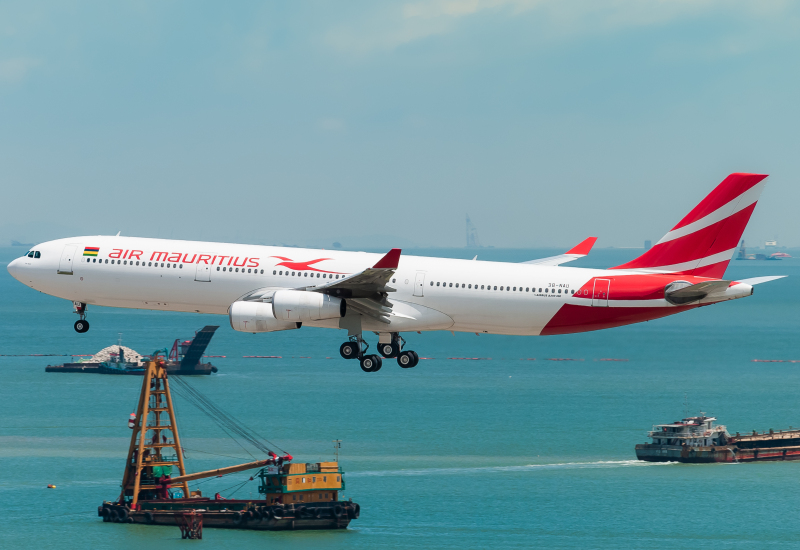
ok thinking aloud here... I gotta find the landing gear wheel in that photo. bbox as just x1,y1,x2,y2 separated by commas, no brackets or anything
74,319,90,333
340,342,359,360
378,342,400,358
360,354,382,372
397,350,419,368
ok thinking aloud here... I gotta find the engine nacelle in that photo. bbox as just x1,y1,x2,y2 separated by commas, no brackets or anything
272,290,346,322
229,301,301,333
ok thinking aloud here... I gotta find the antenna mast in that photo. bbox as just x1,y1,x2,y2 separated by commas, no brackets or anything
333,439,342,462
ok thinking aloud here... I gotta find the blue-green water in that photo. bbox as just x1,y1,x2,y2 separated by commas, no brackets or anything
2,246,799,549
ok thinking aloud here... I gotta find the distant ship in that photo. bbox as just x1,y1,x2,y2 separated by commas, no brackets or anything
636,414,800,463
736,240,790,260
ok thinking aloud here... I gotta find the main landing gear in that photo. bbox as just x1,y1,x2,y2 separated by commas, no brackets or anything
339,333,419,372
73,301,90,333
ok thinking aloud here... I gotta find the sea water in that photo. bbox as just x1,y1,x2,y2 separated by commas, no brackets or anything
1,246,799,549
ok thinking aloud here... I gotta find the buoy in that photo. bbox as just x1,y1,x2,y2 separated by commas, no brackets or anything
47,484,56,489
128,413,136,429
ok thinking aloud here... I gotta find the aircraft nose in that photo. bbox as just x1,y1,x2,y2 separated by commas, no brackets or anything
7,257,23,281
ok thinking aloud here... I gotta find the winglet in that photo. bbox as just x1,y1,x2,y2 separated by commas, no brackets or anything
373,248,402,269
566,237,597,256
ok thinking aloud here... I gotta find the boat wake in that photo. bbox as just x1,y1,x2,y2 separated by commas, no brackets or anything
351,460,676,477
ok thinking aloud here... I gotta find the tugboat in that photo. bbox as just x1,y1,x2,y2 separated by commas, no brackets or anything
98,353,359,531
636,413,800,463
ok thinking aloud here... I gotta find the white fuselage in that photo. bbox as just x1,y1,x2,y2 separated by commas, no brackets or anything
7,236,751,337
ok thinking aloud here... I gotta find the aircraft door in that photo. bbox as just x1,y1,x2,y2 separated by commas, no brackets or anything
58,244,78,275
195,257,211,282
592,279,610,307
413,272,426,297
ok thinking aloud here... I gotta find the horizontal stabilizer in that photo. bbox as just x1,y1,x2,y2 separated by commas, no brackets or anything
735,275,786,286
522,237,597,266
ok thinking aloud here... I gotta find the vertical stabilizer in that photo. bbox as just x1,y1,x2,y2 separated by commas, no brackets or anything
611,173,768,278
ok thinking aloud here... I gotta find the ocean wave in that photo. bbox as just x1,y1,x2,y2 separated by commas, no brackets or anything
350,460,676,477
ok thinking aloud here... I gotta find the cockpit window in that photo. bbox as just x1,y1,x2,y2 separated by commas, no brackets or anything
34,251,40,258
27,251,34,258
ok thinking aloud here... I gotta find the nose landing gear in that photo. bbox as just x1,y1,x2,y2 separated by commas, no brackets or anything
73,302,90,333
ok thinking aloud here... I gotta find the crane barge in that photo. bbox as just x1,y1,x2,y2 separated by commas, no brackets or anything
98,354,359,530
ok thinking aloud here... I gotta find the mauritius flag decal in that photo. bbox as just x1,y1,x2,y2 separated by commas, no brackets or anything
83,246,100,257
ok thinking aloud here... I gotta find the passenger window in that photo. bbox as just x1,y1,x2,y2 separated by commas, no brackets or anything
111,260,115,264
545,288,548,293
93,258,97,263
248,269,251,273
316,273,320,278
513,286,516,291
449,283,452,287
526,287,529,292
261,270,264,274
539,288,542,292
500,286,503,290
571,290,575,294
430,281,433,286
455,284,459,288
481,285,484,289
217,267,220,271
558,289,561,293
493,286,497,290
437,282,440,286
468,284,472,289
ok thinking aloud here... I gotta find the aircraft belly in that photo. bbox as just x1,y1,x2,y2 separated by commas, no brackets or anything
361,300,454,332
417,294,566,336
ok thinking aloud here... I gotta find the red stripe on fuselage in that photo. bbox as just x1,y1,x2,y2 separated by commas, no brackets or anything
541,303,696,335
572,274,721,301
672,173,766,230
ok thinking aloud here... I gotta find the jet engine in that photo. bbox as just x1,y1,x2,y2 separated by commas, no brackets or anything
229,301,301,333
272,290,346,322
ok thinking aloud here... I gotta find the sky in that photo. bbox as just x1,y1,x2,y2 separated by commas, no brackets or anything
2,1,799,249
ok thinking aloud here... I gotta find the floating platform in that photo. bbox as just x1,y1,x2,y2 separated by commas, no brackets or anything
45,326,219,375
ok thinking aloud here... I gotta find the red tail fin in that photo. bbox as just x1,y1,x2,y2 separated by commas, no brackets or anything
611,173,768,278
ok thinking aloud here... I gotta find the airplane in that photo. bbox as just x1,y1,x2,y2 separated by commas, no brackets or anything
7,173,784,373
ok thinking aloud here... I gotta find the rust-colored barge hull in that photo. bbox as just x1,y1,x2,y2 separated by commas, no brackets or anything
636,444,800,463
99,500,357,531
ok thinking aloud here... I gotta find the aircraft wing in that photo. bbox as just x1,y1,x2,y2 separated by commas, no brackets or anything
522,237,597,266
234,249,401,323
305,248,402,323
